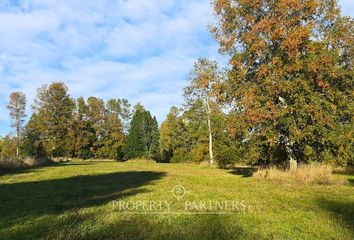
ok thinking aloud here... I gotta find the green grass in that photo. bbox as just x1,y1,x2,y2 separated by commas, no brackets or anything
0,161,353,240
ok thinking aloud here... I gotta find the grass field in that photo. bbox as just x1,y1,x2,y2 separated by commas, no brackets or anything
0,161,353,240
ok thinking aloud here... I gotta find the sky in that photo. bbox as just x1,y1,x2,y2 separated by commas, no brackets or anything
0,0,353,136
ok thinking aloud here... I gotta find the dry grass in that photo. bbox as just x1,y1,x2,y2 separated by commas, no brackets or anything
0,157,53,172
126,158,157,163
333,166,354,175
253,163,347,185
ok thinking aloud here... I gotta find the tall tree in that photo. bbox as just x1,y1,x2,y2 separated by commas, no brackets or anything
22,113,46,157
117,98,132,133
160,107,179,162
212,0,353,166
71,97,96,158
87,97,106,157
32,82,74,157
184,58,223,166
160,107,191,163
125,104,160,160
7,92,26,157
102,99,125,160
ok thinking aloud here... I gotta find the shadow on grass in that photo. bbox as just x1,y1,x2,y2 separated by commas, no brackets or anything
348,178,354,186
316,198,354,235
81,214,254,240
0,171,166,235
228,167,257,178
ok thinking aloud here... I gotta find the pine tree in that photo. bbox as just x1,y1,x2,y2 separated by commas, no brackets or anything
125,107,146,159
125,105,160,160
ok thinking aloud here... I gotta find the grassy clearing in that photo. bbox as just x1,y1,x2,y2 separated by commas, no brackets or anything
254,163,347,185
0,161,353,240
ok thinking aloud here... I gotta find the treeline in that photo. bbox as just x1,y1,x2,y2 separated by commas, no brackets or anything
1,82,160,161
159,0,353,167
1,0,353,167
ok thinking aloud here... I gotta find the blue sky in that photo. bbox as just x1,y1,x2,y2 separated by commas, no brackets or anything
0,0,353,136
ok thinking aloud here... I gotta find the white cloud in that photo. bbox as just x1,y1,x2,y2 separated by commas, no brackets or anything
0,0,352,135
0,0,221,135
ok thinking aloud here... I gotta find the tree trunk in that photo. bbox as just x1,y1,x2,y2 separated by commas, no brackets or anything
206,97,214,166
284,135,297,171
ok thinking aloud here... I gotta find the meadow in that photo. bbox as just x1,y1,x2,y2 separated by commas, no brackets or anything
0,160,353,240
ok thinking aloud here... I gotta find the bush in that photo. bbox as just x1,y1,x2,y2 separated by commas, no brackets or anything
0,136,17,159
253,163,346,185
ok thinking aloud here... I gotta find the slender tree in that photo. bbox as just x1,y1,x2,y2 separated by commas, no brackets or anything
184,59,222,166
7,92,27,157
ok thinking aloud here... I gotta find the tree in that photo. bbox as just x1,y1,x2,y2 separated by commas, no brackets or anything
212,0,353,166
22,113,46,157
160,107,190,163
32,82,75,157
0,135,17,159
71,97,96,159
125,104,160,160
101,99,125,160
7,92,26,157
147,115,160,161
117,98,132,134
160,107,179,162
184,58,223,166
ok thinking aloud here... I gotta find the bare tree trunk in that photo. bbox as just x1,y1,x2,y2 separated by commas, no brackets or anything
206,97,214,166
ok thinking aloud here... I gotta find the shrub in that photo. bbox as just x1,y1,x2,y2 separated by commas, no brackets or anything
253,163,346,185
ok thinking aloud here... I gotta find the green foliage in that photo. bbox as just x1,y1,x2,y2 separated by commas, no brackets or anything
0,136,17,160
22,113,46,157
7,91,27,156
160,104,233,165
212,0,354,166
31,82,75,157
125,105,160,161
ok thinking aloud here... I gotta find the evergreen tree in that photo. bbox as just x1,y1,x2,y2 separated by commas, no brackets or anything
125,107,147,159
125,105,160,160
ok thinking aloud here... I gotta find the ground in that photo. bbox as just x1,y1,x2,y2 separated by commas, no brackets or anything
0,161,353,240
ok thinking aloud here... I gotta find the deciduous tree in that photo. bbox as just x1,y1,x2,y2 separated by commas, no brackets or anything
184,58,223,166
212,0,353,165
7,92,26,157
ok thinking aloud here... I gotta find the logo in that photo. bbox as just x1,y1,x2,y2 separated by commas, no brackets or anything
171,184,187,201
